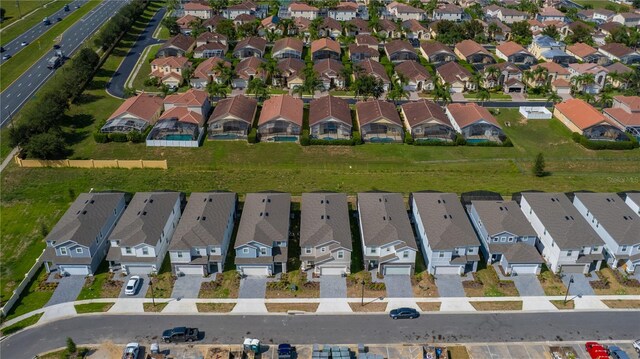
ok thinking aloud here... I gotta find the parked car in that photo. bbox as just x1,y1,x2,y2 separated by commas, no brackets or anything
0,47,4,52
278,343,295,359
389,307,419,320
162,327,199,343
608,346,630,359
122,342,140,359
585,342,609,359
21,41,28,47
634,339,640,353
124,275,141,295
64,4,70,11
2,54,11,61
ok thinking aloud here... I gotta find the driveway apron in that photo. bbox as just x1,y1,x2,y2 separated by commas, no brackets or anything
511,274,545,296
319,275,347,298
435,275,466,297
119,275,150,298
171,275,208,299
46,276,86,307
239,277,267,299
383,275,413,298
563,273,596,297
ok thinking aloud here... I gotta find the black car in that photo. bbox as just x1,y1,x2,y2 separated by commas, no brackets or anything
57,17,62,22
278,343,295,359
389,307,419,319
162,327,199,343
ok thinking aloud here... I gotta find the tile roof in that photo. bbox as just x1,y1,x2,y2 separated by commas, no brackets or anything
234,193,291,248
606,62,633,74
394,60,431,82
321,17,342,31
313,58,344,78
355,34,378,47
311,38,341,54
357,192,417,249
356,59,390,83
434,4,462,14
598,22,622,33
600,42,635,58
471,200,537,238
289,2,319,11
348,18,370,32
401,100,450,128
235,56,265,80
151,56,191,69
300,193,352,249
233,37,267,53
197,31,227,43
294,17,311,31
568,63,608,75
402,19,427,33
184,2,211,10
446,103,501,129
194,42,227,54
234,13,256,22
574,193,640,246
272,37,304,55
412,192,479,251
109,93,163,121
164,89,209,107
436,61,471,83
258,95,303,126
309,95,352,127
555,98,611,130
208,95,257,125
193,57,230,80
227,1,256,10
159,107,204,126
162,34,195,52
496,41,528,57
420,41,455,57
614,96,640,112
348,44,379,58
356,100,401,126
566,42,597,58
378,19,398,32
604,103,640,127
389,1,425,13
169,192,236,250
455,39,490,58
384,39,415,56
277,57,306,79
538,6,564,17
531,61,570,75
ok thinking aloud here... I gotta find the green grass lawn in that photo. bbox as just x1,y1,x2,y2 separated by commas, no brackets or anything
0,0,54,29
130,43,162,91
573,0,628,10
0,129,13,163
0,313,43,336
329,90,355,96
0,0,72,44
0,0,101,90
3,266,55,321
464,93,512,100
74,302,114,313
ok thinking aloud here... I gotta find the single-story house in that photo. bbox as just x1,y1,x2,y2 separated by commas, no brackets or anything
101,94,164,133
356,100,404,143
454,40,495,66
420,41,456,64
313,59,345,90
156,34,195,58
257,95,303,142
311,38,341,62
272,37,304,59
309,95,352,140
401,100,455,142
207,95,258,140
394,60,432,92
233,56,266,89
554,99,627,141
445,103,505,143
232,37,267,59
436,61,473,93
384,39,419,64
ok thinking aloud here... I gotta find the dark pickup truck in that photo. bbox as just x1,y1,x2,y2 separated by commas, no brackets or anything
162,327,199,343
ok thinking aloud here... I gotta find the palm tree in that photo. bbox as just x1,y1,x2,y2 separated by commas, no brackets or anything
599,90,614,109
207,81,227,99
387,80,409,105
278,18,294,36
477,88,490,106
259,58,278,86
546,91,562,107
471,72,484,93
247,78,269,102
215,62,233,87
583,92,595,104
485,66,501,91
487,22,500,42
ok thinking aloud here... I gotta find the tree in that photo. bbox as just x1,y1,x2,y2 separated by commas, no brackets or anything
66,337,77,354
465,3,483,19
182,67,194,86
23,131,68,160
463,20,484,41
161,16,180,36
247,78,269,102
541,25,560,40
0,8,5,21
432,78,452,106
123,87,137,98
259,58,278,85
189,18,206,38
434,20,463,45
207,81,228,98
546,91,562,106
532,152,546,177
387,80,409,105
487,22,501,42
209,0,228,14
566,23,593,45
215,61,233,86
353,73,385,100
268,0,280,16
510,21,533,46
485,66,501,90
634,0,640,8
216,19,237,41
477,88,490,106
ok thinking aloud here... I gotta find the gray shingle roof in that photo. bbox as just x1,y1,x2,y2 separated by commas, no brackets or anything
108,192,181,246
300,193,352,250
45,192,125,247
521,192,604,250
169,192,237,250
471,200,537,238
357,193,416,249
234,193,291,248
412,192,479,250
626,193,640,209
574,193,640,246
490,243,543,264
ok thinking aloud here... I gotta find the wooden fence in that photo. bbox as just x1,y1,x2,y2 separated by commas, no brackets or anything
14,156,168,169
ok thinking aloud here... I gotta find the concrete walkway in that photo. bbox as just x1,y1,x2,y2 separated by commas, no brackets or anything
0,147,18,173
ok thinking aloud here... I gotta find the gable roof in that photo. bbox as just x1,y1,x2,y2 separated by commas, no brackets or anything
496,41,529,57
193,57,230,80
355,34,378,47
606,62,633,75
259,95,303,126
401,100,451,128
436,61,471,83
162,34,195,52
574,193,640,246
272,37,304,54
300,193,352,249
600,42,636,58
356,100,401,126
385,39,415,55
169,192,236,250
402,19,427,33
164,89,208,107
412,192,478,250
184,2,211,11
356,59,390,82
235,56,265,79
234,13,256,22
46,193,125,247
151,56,191,69
471,200,537,237
309,95,351,127
159,107,204,126
420,41,455,57
531,61,570,75
109,93,163,121
434,3,462,14
446,103,501,129
378,19,398,32
455,39,491,58
614,96,640,112
289,2,319,11
233,37,267,53
277,57,306,77
395,60,431,82
194,42,227,54
388,1,425,14
197,31,227,44
357,192,417,249
566,42,597,58
568,63,608,75
208,95,257,124
235,193,291,247
348,44,379,58
555,98,611,130
321,17,342,31
311,38,341,54
313,58,344,77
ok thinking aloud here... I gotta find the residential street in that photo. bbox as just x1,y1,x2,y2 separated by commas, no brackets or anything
3,312,640,358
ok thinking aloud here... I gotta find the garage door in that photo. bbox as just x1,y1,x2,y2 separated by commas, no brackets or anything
561,264,586,273
242,266,270,276
176,265,204,276
127,265,154,275
383,265,411,275
320,267,345,276
61,265,89,276
434,266,461,275
511,264,539,275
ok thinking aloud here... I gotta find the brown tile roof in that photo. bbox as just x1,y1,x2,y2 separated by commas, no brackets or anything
261,15,277,27
531,61,570,75
233,37,267,53
446,103,500,129
384,39,414,56
555,98,611,130
348,18,370,32
235,56,265,80
614,96,640,112
598,22,622,33
538,6,564,17
272,37,304,55
568,63,608,75
355,59,390,83
606,62,633,74
151,56,191,69
194,42,227,53
159,107,204,126
203,15,225,28
394,61,431,82
322,17,342,31
234,13,256,22
434,4,462,14
566,42,597,58
177,14,199,27
309,95,352,126
389,1,425,14
162,34,195,52
436,61,471,83
604,108,640,126
289,2,319,11
484,62,521,75
259,95,303,126
552,78,571,88
311,38,341,54
184,2,211,11
401,100,450,128
209,95,257,124
402,19,427,33
455,39,490,58
193,57,230,79
277,57,306,79
356,100,401,126
164,89,209,107
378,19,398,32
420,41,454,57
294,17,311,31
227,1,257,11
197,31,227,43
109,93,163,121
348,44,379,58
496,41,527,57
600,43,635,58
355,34,378,47
313,58,344,78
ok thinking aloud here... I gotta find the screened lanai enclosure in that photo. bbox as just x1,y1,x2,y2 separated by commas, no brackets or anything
583,124,628,141
146,119,204,147
460,123,506,143
101,118,149,133
412,123,457,142
208,118,251,140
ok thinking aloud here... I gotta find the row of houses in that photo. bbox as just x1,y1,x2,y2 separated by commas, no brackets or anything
42,190,640,278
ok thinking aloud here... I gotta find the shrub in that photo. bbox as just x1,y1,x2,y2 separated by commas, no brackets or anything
352,131,363,145
404,131,413,145
23,131,67,159
93,132,109,143
247,128,258,143
414,139,457,146
66,337,76,354
309,138,355,146
108,132,128,142
300,129,310,146
571,132,638,150
127,130,146,143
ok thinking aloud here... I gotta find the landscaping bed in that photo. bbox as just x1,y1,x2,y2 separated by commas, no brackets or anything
591,268,640,295
265,303,319,312
412,272,439,297
602,300,640,309
266,270,319,298
346,272,386,298
550,300,574,310
448,346,470,359
462,266,519,297
538,266,567,296
74,302,114,314
348,302,387,312
470,301,522,311
416,302,441,311
143,302,167,312
198,271,240,298
146,256,175,298
196,303,235,312
77,264,123,299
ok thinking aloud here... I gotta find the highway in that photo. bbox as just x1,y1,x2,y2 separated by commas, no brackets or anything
0,0,88,65
0,0,130,127
2,312,640,358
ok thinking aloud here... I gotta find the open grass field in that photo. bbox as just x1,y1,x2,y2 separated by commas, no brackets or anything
3,266,55,320
0,0,101,89
0,0,72,44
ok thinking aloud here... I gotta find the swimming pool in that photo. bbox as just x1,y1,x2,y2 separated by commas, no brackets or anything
210,133,243,140
165,134,194,141
273,136,298,142
369,137,395,143
466,138,489,144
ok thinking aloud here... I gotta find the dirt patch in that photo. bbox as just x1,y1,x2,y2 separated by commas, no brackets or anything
143,302,167,312
87,341,121,359
602,300,640,309
470,301,522,311
448,346,469,359
346,272,386,298
199,272,240,298
412,273,439,297
265,303,319,312
550,300,574,310
349,302,387,312
265,271,320,298
416,302,441,311
196,303,236,312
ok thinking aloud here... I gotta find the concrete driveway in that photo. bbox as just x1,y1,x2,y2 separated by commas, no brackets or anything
511,275,545,296
46,276,86,306
319,275,347,298
383,275,413,298
563,273,596,297
171,275,209,299
435,275,466,297
119,275,150,298
239,277,267,299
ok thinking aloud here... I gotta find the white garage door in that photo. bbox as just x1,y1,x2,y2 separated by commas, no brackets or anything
434,266,461,275
383,265,411,275
511,264,539,275
61,265,89,276
320,267,345,276
176,266,204,276
242,266,270,276
127,265,154,275
561,264,586,273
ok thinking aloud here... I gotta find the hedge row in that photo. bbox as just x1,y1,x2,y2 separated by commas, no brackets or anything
571,132,639,150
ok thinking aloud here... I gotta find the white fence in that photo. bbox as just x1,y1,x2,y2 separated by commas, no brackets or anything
1,250,45,317
519,106,553,120
146,129,205,148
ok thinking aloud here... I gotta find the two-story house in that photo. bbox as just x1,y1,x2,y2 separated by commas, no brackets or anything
300,193,352,276
43,193,126,276
432,4,464,22
357,192,417,275
626,193,640,216
168,192,237,276
183,2,213,19
234,193,291,276
468,200,542,275
603,96,640,137
106,192,183,274
528,35,574,65
495,41,536,67
387,1,426,21
328,2,358,21
573,193,640,274
288,2,319,20
519,192,605,274
411,192,480,275
223,1,257,19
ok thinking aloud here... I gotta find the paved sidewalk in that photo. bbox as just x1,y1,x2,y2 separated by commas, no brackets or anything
232,299,267,313
317,299,352,313
440,298,475,312
0,147,18,173
108,299,145,313
522,297,558,311
38,302,77,324
163,299,198,313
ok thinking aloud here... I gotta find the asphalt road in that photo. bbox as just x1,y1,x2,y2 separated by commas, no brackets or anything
2,312,640,358
106,6,165,98
0,0,129,127
0,0,88,64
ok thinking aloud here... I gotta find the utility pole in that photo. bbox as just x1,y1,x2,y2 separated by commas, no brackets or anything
16,0,22,19
564,275,574,304
360,279,365,306
150,277,156,307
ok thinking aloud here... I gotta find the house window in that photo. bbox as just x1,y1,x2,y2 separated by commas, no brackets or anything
592,246,598,252
438,252,445,258
211,248,217,254
142,248,149,255
468,248,474,253
321,247,326,253
501,237,507,242
178,252,183,258
508,237,514,242
567,250,572,256
371,248,377,254
493,238,498,242
60,247,68,255
386,247,391,252
125,247,132,254
76,248,83,254
403,250,409,258
305,248,312,254
243,248,249,254
621,245,628,252
338,251,344,259
260,247,267,255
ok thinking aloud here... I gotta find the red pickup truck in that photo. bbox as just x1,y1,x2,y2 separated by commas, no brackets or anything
585,342,609,359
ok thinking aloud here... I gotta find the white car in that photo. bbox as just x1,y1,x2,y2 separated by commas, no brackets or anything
122,342,140,359
124,276,141,296
633,339,640,353
20,41,28,47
